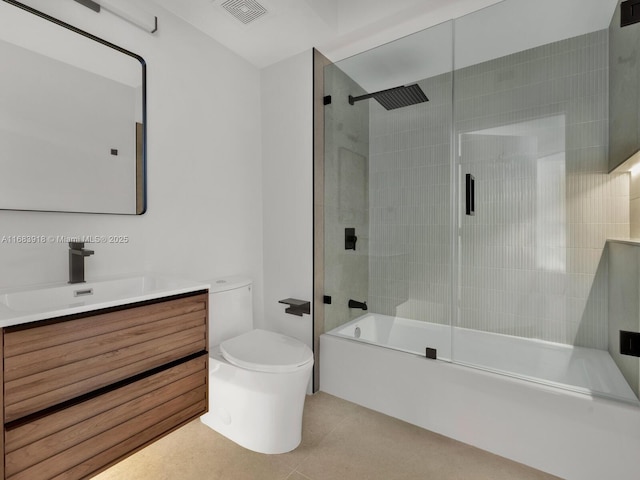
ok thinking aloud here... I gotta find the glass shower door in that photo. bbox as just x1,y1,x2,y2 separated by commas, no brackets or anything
322,21,455,361
453,1,636,402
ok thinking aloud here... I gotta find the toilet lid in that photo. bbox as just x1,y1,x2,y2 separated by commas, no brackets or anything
220,329,314,373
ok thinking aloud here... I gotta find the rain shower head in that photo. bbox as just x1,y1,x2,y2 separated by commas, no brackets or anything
348,84,429,110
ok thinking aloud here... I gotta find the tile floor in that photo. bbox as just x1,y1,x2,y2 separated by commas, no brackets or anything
94,392,561,480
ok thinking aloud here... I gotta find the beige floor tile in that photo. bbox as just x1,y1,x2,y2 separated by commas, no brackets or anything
295,408,429,480
94,420,294,480
94,392,560,480
275,392,363,469
296,402,561,480
285,472,314,480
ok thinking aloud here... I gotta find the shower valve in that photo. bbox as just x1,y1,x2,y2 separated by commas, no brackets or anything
345,228,357,250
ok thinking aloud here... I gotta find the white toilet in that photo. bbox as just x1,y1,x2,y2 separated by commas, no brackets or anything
200,277,314,454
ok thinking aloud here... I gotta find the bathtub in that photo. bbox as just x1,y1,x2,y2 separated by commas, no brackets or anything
328,313,636,402
320,313,640,480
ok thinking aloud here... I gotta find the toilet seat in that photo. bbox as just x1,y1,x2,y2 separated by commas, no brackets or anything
220,329,313,373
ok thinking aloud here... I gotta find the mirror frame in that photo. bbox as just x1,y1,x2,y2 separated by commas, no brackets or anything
1,0,147,215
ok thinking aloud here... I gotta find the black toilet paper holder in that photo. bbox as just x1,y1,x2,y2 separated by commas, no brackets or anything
278,298,311,316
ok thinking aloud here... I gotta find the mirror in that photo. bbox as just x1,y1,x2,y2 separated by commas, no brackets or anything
0,0,146,214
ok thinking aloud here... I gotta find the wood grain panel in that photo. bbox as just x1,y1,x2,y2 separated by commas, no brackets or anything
6,397,206,480
3,293,207,357
52,401,206,480
6,355,207,452
1,324,4,480
5,339,204,422
4,294,207,422
5,355,208,479
5,311,205,381
136,121,144,214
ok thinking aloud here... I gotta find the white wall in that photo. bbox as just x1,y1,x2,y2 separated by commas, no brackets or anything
260,51,314,349
0,0,264,322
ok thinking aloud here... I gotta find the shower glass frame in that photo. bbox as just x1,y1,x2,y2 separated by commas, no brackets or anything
321,20,455,361
319,0,638,405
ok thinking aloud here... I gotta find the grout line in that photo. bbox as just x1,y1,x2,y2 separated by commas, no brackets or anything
287,470,314,480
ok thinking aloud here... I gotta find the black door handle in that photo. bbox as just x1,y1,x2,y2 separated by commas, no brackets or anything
345,228,358,250
465,173,475,216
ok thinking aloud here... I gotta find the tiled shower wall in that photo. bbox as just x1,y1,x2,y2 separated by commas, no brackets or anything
368,73,453,326
368,29,630,348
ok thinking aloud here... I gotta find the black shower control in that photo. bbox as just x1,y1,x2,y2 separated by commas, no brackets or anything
620,330,640,357
345,228,357,250
323,295,332,304
323,95,332,105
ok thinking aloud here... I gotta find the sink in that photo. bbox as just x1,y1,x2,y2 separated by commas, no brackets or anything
0,275,210,327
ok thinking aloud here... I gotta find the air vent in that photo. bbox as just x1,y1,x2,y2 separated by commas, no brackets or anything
220,0,268,24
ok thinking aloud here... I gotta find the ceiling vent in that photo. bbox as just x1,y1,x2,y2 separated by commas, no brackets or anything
220,0,268,24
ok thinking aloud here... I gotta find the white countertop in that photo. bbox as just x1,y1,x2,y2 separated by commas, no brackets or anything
0,274,210,328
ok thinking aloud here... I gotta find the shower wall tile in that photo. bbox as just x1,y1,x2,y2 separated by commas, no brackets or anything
362,28,626,349
368,74,453,325
454,29,624,349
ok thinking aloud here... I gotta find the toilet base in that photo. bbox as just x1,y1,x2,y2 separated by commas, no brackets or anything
200,351,313,454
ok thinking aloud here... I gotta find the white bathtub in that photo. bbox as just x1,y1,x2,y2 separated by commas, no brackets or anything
329,313,637,402
321,313,640,480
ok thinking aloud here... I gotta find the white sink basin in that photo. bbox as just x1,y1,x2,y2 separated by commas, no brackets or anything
0,275,210,327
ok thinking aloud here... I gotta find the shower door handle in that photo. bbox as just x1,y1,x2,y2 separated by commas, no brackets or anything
465,173,475,216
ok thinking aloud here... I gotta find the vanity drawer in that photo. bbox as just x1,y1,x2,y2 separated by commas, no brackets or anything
3,292,208,422
4,353,208,480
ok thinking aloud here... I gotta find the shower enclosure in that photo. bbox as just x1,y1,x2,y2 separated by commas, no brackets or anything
317,0,639,404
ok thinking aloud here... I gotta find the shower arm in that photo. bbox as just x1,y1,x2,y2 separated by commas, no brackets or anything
349,84,417,105
347,84,428,110
348,92,376,105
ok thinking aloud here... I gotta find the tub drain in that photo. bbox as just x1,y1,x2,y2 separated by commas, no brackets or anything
354,326,361,338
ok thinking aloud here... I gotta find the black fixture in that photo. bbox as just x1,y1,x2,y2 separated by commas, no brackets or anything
348,84,429,111
323,295,332,304
348,299,367,310
278,298,311,316
323,95,332,105
620,330,640,357
68,241,94,284
621,0,640,27
465,173,475,216
72,0,158,33
425,347,437,360
345,228,357,250
73,0,100,12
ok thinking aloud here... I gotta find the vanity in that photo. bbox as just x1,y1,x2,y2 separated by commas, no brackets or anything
0,276,209,480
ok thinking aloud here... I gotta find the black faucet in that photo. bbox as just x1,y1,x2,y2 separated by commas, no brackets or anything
348,299,368,310
68,242,94,284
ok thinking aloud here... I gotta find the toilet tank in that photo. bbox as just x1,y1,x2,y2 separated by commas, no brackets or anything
208,277,253,348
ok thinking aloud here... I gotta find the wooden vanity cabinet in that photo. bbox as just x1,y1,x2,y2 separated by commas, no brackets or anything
0,290,209,480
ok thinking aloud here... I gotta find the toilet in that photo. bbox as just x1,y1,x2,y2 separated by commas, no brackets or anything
200,277,314,454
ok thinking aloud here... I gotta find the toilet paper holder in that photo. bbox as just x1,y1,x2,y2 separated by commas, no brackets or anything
278,298,311,316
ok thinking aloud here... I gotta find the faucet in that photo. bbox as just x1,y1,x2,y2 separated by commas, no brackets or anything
348,299,368,310
68,241,94,284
